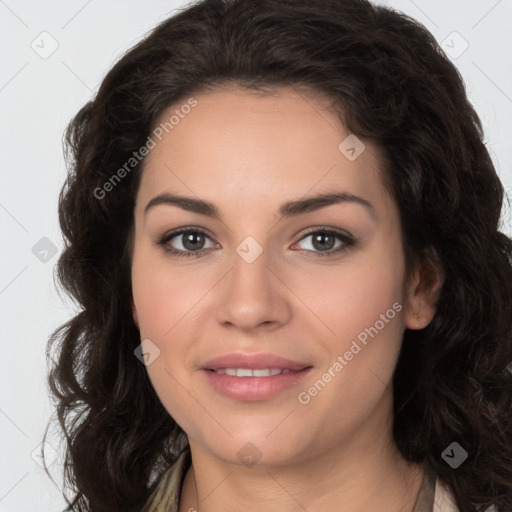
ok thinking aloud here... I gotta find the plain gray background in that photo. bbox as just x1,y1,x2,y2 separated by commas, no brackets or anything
1,0,511,510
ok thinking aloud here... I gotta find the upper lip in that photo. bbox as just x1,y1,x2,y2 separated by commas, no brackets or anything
202,352,312,371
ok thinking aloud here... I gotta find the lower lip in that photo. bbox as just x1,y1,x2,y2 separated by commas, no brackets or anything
202,368,312,401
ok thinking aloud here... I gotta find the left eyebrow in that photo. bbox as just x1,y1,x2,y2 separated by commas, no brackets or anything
143,191,376,221
278,191,376,220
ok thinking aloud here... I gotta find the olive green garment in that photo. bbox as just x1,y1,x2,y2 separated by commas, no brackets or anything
141,447,498,512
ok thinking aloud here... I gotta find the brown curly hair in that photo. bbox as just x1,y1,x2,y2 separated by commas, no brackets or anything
43,0,512,511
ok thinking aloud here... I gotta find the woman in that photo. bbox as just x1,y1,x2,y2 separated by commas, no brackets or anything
44,0,512,511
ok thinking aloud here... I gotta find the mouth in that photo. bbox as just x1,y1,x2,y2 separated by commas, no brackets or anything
202,351,311,372
200,352,313,400
202,366,313,401
206,367,307,377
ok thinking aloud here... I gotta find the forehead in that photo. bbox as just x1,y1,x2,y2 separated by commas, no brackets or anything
136,87,392,218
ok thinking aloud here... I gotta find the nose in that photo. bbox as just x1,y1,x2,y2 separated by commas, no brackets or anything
215,240,292,332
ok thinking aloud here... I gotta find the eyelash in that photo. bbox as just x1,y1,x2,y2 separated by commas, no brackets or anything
156,226,356,259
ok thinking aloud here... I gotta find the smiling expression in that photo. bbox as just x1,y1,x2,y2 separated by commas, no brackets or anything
130,85,432,466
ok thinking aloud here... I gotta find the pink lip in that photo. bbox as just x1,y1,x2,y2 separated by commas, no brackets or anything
201,352,313,401
202,352,310,371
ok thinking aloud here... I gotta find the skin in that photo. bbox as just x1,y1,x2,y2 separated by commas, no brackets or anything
130,86,442,512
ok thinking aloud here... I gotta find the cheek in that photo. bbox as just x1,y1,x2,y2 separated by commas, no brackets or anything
350,235,404,325
131,247,205,337
296,244,404,345
300,237,406,385
131,251,204,431
144,357,201,438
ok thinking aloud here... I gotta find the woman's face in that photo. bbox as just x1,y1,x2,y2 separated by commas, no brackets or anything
131,86,432,466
